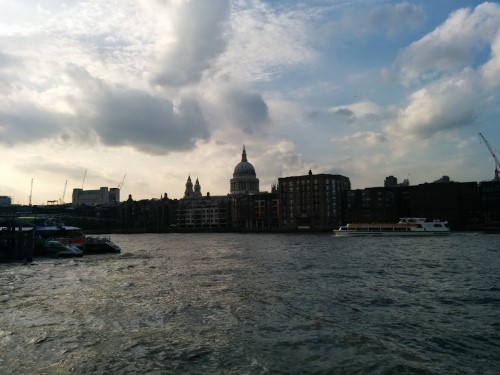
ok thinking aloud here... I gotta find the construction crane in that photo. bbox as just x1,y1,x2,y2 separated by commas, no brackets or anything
29,178,33,206
479,132,500,181
81,169,87,189
60,180,68,204
118,173,127,190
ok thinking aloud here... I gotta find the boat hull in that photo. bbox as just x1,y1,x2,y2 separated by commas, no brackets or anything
334,217,450,236
333,230,450,236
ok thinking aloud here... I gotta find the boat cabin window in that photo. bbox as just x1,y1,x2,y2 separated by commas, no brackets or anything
434,224,442,228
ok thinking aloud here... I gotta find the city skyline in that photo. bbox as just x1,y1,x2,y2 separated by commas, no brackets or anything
1,1,499,205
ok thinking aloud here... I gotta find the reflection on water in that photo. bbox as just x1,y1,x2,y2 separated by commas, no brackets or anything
1,233,499,374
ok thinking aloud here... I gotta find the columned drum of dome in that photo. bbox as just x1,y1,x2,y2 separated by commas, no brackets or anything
230,146,259,195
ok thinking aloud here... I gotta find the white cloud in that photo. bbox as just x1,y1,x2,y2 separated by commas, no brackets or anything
398,2,500,84
149,0,231,88
213,0,316,83
324,1,425,39
387,70,480,140
335,131,387,147
330,101,385,122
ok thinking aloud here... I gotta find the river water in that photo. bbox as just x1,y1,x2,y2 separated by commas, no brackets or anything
0,233,499,374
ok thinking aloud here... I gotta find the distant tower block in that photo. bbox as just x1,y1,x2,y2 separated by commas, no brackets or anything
384,176,397,187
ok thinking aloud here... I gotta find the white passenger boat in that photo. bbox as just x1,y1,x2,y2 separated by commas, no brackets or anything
333,218,450,236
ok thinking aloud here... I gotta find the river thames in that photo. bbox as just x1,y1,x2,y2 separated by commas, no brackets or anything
1,233,499,374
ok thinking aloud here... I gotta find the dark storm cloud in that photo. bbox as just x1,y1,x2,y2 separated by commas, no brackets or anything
152,0,230,87
221,90,269,134
332,108,354,117
93,90,210,154
64,64,211,154
0,65,210,153
0,105,68,145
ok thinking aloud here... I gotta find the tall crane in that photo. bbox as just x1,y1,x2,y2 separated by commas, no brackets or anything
60,180,68,204
29,178,33,206
81,169,87,189
118,173,127,190
479,132,500,181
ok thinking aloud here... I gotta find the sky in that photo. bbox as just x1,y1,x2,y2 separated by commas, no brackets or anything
1,0,500,205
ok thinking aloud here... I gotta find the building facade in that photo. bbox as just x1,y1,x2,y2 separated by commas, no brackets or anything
231,189,280,230
72,187,120,206
278,171,351,230
117,194,176,231
346,187,399,223
478,180,500,231
176,176,231,229
0,196,12,207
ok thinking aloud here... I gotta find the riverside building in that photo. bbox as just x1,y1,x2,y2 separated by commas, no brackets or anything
176,176,231,229
72,187,120,205
278,170,351,230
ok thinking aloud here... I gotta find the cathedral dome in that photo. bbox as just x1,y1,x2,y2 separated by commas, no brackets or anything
230,145,259,195
233,160,256,177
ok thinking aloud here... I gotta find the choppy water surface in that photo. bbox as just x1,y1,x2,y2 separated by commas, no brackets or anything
1,233,499,374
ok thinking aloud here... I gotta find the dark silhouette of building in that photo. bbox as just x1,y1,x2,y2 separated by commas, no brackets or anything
231,187,280,230
384,176,398,187
346,182,481,230
117,194,176,232
278,170,350,230
479,179,500,231
346,187,398,223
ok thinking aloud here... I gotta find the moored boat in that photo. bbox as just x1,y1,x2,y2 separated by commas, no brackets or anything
41,240,84,257
333,218,450,236
11,216,86,254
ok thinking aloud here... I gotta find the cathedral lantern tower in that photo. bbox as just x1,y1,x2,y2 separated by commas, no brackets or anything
230,145,259,195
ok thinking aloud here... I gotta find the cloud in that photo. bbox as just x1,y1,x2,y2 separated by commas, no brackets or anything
387,70,481,139
334,131,387,147
0,62,211,154
218,89,269,135
63,66,211,154
398,2,500,83
150,0,230,87
93,92,209,154
325,1,425,38
329,101,385,123
214,0,316,82
0,104,69,145
388,3,500,141
481,30,500,88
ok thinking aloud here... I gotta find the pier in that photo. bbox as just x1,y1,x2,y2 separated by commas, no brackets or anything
0,219,34,262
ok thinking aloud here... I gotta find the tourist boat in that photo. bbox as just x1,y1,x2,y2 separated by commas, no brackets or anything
42,240,84,257
333,218,450,236
13,217,87,253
